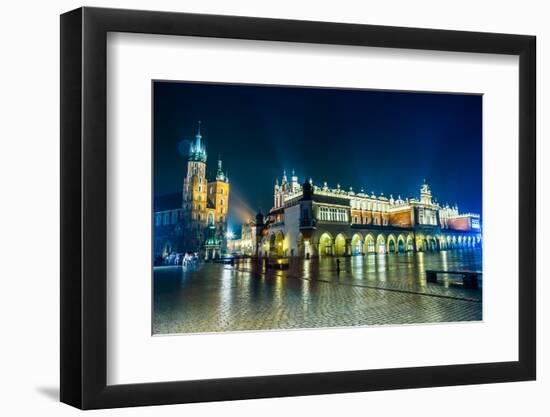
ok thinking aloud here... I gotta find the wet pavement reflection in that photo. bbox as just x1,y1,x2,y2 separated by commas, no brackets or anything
153,249,482,334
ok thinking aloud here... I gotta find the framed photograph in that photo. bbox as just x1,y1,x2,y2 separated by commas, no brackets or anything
60,7,536,409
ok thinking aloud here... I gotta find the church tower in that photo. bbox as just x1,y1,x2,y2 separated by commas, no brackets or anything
182,121,208,252
180,121,230,258
204,158,230,259
207,158,230,229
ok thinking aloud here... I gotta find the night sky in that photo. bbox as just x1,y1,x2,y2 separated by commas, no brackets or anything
154,81,482,233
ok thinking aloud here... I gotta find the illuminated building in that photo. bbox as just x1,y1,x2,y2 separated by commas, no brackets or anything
154,122,230,260
254,172,481,258
226,221,256,256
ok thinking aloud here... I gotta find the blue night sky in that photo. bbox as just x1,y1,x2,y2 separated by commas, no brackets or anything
153,81,482,231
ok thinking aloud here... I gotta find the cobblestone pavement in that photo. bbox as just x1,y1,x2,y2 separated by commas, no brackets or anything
153,249,482,334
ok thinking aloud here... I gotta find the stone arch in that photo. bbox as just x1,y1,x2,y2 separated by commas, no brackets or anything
406,234,415,252
162,240,173,257
319,232,334,256
335,233,347,256
387,234,397,253
268,233,277,257
365,234,376,254
269,232,285,257
376,234,386,254
416,234,426,252
425,235,437,251
397,234,406,253
351,233,363,256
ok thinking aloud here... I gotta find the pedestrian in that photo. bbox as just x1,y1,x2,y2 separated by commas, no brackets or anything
336,258,341,273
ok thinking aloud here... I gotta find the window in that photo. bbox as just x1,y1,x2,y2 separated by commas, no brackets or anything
163,213,170,225
220,198,224,206
155,214,161,226
171,211,178,224
318,206,347,222
199,185,202,192
354,215,358,224
221,188,224,195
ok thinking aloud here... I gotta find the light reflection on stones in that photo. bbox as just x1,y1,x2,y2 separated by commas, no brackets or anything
153,249,482,334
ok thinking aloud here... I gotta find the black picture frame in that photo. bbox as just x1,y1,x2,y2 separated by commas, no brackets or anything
60,6,536,410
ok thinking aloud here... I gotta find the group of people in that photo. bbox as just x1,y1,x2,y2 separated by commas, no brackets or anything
155,252,199,267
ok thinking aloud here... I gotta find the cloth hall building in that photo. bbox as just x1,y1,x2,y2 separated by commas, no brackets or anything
254,171,481,258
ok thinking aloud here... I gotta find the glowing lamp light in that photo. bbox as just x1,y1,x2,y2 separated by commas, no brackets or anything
226,231,235,240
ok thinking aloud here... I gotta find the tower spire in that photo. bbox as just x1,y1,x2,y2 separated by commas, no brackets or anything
188,120,207,162
216,155,226,181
